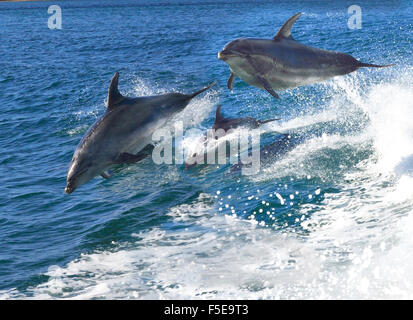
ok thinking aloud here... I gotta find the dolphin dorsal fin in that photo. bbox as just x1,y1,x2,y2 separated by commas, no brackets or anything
273,12,302,41
214,105,225,124
107,72,124,109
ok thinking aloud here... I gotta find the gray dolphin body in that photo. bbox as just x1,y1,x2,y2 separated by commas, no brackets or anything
218,13,393,99
65,72,215,194
184,105,278,168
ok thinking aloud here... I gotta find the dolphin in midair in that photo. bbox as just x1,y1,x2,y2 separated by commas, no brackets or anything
184,105,279,168
65,72,215,194
218,12,393,99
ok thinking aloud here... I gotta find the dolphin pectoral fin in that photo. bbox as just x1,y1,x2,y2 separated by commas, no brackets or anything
244,55,280,99
227,73,235,91
273,12,302,40
115,152,148,164
257,76,280,99
245,55,280,98
101,171,111,179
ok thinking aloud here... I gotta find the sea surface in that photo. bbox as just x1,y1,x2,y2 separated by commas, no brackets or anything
0,0,412,299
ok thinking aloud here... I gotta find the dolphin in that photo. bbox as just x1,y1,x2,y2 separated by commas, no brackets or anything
230,133,293,173
218,12,393,99
212,105,280,131
184,105,279,168
65,72,215,194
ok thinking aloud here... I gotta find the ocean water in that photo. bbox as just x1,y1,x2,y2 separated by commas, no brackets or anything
0,0,412,299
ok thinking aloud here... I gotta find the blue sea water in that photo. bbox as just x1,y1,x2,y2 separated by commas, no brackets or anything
0,0,412,299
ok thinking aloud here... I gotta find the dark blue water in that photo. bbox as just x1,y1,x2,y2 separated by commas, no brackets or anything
0,0,412,299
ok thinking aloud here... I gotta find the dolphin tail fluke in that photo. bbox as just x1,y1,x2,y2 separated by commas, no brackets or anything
359,62,395,68
189,81,216,98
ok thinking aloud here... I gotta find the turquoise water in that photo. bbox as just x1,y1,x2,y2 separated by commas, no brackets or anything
0,0,412,299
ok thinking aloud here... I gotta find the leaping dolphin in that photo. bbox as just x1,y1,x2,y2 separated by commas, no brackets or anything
65,72,215,194
184,105,279,168
218,12,393,99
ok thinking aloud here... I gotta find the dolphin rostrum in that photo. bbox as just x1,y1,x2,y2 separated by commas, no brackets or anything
218,12,393,99
65,72,215,194
185,105,279,168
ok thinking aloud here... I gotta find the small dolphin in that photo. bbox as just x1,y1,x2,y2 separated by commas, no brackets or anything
212,105,279,131
185,105,279,168
218,12,393,99
65,72,215,194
